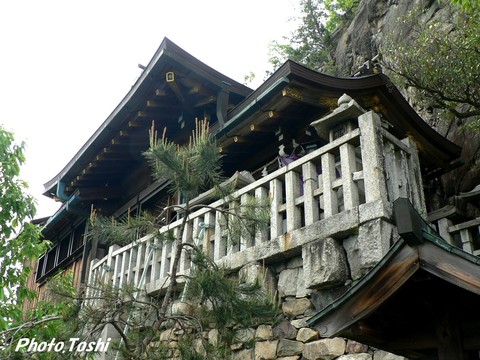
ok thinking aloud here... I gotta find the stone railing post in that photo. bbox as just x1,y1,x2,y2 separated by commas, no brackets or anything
358,111,389,204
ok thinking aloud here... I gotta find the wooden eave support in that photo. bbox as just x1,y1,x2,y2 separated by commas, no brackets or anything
282,86,329,108
147,100,171,108
216,85,230,127
166,71,185,104
194,95,216,108
155,88,168,97
248,111,280,132
79,186,124,201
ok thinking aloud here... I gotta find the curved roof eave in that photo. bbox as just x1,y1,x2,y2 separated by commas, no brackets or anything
43,37,252,198
220,60,461,168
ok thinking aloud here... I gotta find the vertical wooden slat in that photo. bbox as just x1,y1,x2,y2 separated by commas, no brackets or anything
270,178,283,239
322,152,337,218
340,143,359,210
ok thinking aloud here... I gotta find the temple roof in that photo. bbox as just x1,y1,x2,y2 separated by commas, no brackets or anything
215,60,461,176
43,37,251,201
43,38,461,206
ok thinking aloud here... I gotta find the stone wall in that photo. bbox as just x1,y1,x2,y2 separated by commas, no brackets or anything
151,242,407,360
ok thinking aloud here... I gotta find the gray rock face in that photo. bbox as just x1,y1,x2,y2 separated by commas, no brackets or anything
332,0,444,76
302,237,349,289
331,0,480,210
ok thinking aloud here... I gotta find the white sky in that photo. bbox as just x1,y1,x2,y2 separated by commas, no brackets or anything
0,0,298,218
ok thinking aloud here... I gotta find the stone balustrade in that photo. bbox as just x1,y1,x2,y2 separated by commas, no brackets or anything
436,217,480,256
88,109,426,296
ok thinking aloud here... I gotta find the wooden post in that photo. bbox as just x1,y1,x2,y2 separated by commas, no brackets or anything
435,303,465,360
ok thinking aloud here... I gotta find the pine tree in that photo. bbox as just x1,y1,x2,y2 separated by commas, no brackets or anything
80,119,277,359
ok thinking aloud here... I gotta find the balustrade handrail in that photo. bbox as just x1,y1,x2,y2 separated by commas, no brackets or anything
89,129,361,275
89,112,426,289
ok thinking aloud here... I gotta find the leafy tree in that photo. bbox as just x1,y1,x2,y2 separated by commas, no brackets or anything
268,0,359,75
0,273,79,359
381,3,480,127
450,0,480,11
0,126,46,330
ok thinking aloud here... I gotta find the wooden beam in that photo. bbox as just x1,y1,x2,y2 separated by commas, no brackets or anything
147,100,172,108
194,95,216,107
155,88,168,97
249,123,278,133
77,186,124,200
282,86,329,108
166,71,185,103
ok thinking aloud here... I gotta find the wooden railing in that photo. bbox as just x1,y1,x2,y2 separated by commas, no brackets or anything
88,111,425,295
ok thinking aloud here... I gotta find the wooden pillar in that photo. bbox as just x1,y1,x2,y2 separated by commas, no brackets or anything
435,303,465,360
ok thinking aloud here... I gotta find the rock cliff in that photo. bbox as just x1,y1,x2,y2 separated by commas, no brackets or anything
331,0,480,214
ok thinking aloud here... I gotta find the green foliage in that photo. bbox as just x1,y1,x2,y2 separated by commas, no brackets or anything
144,119,223,200
324,0,359,32
450,0,480,12
89,209,160,246
186,249,277,331
0,126,45,330
221,194,271,247
382,3,480,125
268,0,359,75
1,272,79,359
78,118,277,359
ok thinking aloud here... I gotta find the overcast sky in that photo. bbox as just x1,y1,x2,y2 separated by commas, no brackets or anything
0,1,298,218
